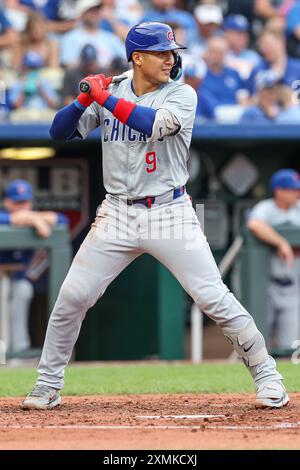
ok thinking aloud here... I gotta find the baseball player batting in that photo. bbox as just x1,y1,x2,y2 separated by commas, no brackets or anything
22,22,288,410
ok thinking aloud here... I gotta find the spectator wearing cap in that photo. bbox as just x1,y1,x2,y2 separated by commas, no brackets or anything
247,31,300,94
200,36,247,113
0,179,68,358
190,3,223,58
9,50,58,110
140,0,198,47
224,14,261,79
240,70,280,123
11,10,59,71
61,43,99,105
247,169,300,352
60,0,125,69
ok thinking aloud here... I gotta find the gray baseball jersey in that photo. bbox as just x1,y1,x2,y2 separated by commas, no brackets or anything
76,79,197,198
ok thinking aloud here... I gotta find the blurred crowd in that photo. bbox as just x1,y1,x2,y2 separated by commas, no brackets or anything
1,0,300,124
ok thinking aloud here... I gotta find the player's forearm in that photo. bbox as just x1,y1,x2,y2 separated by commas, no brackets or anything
49,101,86,141
102,94,156,136
10,210,39,227
247,219,285,248
35,211,68,225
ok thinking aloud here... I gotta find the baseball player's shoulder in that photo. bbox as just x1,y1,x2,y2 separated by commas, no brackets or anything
165,80,197,99
108,77,129,94
166,81,197,103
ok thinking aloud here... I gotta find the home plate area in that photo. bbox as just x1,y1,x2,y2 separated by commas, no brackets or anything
1,393,300,449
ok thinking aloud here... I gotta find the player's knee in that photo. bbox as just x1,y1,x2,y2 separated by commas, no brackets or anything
191,284,229,316
59,280,89,311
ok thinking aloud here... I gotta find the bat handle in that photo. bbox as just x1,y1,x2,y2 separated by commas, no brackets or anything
79,80,91,93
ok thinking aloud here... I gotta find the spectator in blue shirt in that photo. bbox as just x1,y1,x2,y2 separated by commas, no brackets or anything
224,14,261,80
240,70,280,123
184,60,215,121
248,31,300,94
200,36,247,112
0,179,68,358
60,0,125,69
140,0,198,47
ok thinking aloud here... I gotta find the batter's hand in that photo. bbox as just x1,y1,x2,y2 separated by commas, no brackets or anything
277,240,294,267
85,74,112,100
77,74,112,107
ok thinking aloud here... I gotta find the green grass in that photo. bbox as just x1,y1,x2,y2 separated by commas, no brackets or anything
0,361,298,397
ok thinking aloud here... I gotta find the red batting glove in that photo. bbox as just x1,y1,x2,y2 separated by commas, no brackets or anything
77,74,113,107
87,74,112,105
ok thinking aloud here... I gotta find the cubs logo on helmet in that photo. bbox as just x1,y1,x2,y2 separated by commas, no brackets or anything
125,22,186,61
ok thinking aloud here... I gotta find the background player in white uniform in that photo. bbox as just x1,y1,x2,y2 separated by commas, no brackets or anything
22,22,288,410
248,169,300,351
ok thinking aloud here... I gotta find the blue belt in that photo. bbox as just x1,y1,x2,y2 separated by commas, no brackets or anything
127,186,185,208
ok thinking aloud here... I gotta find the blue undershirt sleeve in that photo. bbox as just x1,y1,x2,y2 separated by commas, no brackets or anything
49,101,86,141
103,95,156,136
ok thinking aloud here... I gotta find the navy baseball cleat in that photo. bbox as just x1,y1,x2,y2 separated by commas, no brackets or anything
255,381,289,408
21,385,61,410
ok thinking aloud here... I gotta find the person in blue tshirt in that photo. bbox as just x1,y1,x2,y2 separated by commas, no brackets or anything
183,61,215,120
199,36,247,112
0,180,68,358
223,14,261,80
240,70,280,123
247,31,300,95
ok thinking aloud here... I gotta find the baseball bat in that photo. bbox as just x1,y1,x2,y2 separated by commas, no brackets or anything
79,70,133,94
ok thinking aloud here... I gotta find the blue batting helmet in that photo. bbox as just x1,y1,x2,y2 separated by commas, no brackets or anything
125,22,186,80
125,22,186,61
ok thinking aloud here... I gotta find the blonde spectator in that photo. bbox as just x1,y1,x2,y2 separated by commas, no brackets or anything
11,11,59,71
